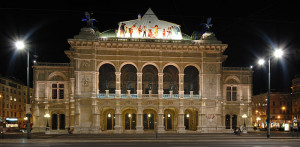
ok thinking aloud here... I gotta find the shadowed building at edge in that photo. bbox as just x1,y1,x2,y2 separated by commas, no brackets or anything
31,9,253,134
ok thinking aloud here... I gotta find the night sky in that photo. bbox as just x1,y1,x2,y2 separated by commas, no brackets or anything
0,0,299,95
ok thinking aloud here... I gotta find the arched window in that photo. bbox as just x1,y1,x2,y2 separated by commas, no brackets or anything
99,64,116,93
163,65,179,94
121,64,137,94
142,65,158,94
184,66,199,94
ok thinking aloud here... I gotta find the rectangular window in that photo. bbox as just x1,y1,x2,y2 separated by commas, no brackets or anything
52,83,64,99
59,89,64,99
226,87,231,101
52,84,57,99
226,86,237,101
232,87,237,101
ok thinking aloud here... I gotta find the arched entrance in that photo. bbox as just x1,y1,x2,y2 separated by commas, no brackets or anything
121,64,137,94
184,66,199,94
184,108,198,130
225,114,230,129
164,108,177,130
232,114,237,129
142,65,158,94
143,109,157,130
51,113,65,130
163,65,179,94
123,109,137,130
102,109,115,130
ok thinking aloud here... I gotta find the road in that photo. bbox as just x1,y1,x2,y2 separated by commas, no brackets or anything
0,138,300,147
0,131,300,147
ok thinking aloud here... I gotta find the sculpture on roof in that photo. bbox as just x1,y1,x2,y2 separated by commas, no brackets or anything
82,12,96,28
200,17,213,32
192,17,213,40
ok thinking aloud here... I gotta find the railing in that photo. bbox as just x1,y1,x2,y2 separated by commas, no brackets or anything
96,93,201,99
130,94,138,98
108,94,116,98
120,94,128,98
173,94,180,98
163,94,170,98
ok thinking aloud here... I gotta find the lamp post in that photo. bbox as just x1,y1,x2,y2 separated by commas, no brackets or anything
15,41,31,139
44,113,50,132
258,48,284,138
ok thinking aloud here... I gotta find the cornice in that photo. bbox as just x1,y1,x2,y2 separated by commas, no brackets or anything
68,39,228,53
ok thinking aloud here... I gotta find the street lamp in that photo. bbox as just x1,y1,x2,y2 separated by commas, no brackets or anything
15,40,31,139
44,113,50,131
257,48,284,138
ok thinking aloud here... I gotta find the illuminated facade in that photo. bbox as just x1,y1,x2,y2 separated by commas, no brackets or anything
252,92,292,129
32,9,253,134
0,75,33,129
291,75,300,122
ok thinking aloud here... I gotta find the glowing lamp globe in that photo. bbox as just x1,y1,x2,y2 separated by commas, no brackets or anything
258,59,265,65
15,41,25,50
274,49,284,58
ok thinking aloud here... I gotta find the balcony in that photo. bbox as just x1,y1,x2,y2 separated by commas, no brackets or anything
96,91,201,99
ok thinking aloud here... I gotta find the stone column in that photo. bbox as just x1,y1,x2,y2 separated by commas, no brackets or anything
158,73,163,98
114,100,122,133
157,105,165,133
92,72,97,98
136,100,144,133
196,109,202,133
177,100,185,133
65,104,70,130
137,72,143,98
199,74,202,98
32,103,40,132
96,72,99,95
74,99,81,132
115,72,121,98
91,99,100,133
75,72,80,95
179,73,184,98
70,78,75,128
198,99,207,132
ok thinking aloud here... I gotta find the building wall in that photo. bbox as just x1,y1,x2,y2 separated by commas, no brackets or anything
291,76,300,121
0,76,33,128
252,92,292,129
32,30,253,134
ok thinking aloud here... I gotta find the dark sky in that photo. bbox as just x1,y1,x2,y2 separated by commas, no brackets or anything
0,0,299,95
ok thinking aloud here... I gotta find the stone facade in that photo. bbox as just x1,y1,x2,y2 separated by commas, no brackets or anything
32,10,253,134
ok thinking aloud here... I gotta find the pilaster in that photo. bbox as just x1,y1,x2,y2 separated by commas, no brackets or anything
137,72,143,98
158,73,163,98
115,72,121,98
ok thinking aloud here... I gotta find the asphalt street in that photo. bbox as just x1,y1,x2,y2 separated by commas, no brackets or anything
0,131,300,147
